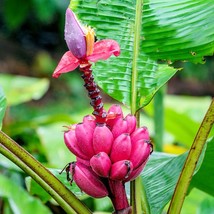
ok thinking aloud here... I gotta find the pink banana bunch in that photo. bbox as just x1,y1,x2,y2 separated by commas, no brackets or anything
53,7,153,213
64,104,153,198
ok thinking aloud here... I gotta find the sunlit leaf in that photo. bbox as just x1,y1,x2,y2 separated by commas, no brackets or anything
36,123,75,168
197,196,214,214
144,95,214,147
71,0,214,108
0,74,49,106
0,174,51,214
142,0,214,63
0,86,7,129
139,145,206,214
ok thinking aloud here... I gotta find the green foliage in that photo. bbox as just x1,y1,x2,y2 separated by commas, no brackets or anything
70,0,214,110
0,87,6,130
0,74,49,106
0,174,52,214
3,0,31,30
141,0,214,63
190,138,214,196
2,0,67,30
36,123,75,168
145,96,214,147
0,0,214,213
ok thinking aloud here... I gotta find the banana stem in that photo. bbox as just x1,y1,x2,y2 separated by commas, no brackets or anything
0,131,92,214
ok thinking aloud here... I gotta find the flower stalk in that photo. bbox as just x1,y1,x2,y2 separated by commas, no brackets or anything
80,64,107,124
52,7,153,214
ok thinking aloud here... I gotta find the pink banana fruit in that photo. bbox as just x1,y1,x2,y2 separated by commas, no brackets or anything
83,115,96,128
64,126,89,160
110,160,133,181
125,114,136,134
131,126,150,143
75,123,95,158
76,157,90,166
110,134,131,163
124,160,148,182
130,139,151,168
72,162,108,198
90,152,111,177
111,118,128,138
93,125,113,154
106,104,123,129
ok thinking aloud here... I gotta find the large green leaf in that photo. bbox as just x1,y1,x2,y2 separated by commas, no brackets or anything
0,174,52,214
140,152,187,214
0,87,7,130
36,123,76,168
142,0,214,63
144,95,214,147
190,137,214,196
71,0,177,110
0,74,49,106
140,144,207,214
71,0,214,109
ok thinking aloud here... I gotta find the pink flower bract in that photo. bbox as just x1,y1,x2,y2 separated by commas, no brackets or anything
52,8,120,78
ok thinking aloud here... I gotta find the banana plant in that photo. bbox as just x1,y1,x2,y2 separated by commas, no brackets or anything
1,0,214,213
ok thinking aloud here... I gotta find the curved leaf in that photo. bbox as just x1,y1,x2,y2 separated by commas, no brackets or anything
36,123,75,168
70,0,214,109
71,0,177,109
0,87,7,129
0,174,52,214
142,0,214,63
139,145,207,214
0,74,49,106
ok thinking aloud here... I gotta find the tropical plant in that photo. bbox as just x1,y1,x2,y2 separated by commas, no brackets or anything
0,0,214,213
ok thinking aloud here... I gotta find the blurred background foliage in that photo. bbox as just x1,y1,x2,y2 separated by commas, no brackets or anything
0,0,214,213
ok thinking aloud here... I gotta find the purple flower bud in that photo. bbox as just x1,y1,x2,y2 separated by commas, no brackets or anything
65,8,86,59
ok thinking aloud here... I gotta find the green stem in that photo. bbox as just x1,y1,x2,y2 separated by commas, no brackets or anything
0,131,92,214
167,98,214,214
131,0,142,115
130,177,142,214
0,144,75,213
154,86,165,152
130,1,145,212
141,180,150,214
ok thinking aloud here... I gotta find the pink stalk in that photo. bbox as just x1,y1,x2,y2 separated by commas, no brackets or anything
108,180,132,214
79,64,107,124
